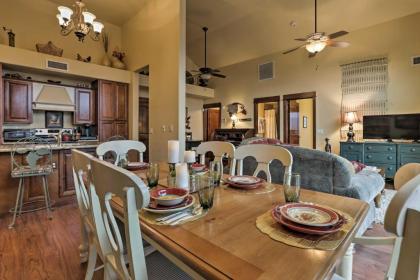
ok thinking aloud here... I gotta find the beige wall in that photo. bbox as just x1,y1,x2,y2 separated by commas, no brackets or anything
206,12,420,152
186,97,204,140
123,0,186,162
0,0,122,65
296,98,313,148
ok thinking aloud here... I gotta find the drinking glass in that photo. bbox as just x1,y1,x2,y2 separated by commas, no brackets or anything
166,174,176,187
197,176,215,210
283,172,301,203
209,161,222,186
118,153,128,168
189,174,200,193
146,163,159,188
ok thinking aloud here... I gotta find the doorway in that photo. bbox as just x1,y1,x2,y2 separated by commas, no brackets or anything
138,96,149,162
254,96,280,139
203,103,221,141
283,92,316,149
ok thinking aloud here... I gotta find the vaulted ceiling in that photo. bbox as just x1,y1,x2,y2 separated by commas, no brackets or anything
187,0,420,68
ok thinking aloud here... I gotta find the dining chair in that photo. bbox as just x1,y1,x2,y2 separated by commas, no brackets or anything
196,141,236,175
233,144,293,183
394,163,420,190
89,157,192,279
96,140,147,165
72,149,110,280
334,173,420,280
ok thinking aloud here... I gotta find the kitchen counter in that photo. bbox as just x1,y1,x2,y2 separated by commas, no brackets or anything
0,141,99,153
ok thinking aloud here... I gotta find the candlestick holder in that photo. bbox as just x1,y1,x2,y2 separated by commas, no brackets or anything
187,162,193,175
168,163,176,177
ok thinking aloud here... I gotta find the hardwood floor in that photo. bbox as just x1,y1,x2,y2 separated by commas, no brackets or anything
0,204,391,280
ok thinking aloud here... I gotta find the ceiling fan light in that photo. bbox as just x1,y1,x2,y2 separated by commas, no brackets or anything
92,21,104,33
56,14,65,26
305,40,326,53
58,6,73,21
201,73,211,80
82,12,96,25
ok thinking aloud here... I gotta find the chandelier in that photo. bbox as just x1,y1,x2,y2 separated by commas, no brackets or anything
56,1,104,42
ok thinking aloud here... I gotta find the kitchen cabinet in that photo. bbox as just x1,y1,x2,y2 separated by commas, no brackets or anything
74,88,95,125
4,79,33,124
95,80,129,141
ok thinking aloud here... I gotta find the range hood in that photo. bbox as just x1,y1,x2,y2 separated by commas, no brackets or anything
32,83,75,112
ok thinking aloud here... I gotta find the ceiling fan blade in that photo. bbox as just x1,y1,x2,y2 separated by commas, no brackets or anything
212,73,226,78
328,40,350,48
294,38,307,41
328,30,348,39
283,45,305,54
212,69,221,72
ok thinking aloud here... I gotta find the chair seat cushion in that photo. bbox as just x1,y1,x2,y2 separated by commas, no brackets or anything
11,165,53,178
346,170,385,202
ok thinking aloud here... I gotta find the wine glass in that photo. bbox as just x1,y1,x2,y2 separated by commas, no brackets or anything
146,163,159,188
209,161,222,186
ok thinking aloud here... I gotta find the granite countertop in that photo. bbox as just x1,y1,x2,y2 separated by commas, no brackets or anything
0,141,100,152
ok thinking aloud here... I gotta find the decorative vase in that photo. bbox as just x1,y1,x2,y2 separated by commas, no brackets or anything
102,53,111,67
111,56,126,69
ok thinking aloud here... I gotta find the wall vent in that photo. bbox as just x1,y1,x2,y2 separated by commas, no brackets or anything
258,61,274,81
412,56,420,66
46,59,68,72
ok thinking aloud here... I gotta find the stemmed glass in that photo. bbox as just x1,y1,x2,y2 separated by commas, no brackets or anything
146,163,159,188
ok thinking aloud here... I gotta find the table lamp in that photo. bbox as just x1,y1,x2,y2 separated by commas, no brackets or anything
344,111,360,142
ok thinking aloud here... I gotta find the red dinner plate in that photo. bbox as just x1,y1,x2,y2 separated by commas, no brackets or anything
148,195,193,210
277,203,340,227
226,175,263,185
126,162,149,171
271,209,344,235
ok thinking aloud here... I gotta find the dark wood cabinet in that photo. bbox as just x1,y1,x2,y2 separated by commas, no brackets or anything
116,83,128,121
95,80,129,141
74,88,95,124
4,79,33,124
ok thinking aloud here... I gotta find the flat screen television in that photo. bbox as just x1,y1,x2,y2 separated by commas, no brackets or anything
363,114,420,141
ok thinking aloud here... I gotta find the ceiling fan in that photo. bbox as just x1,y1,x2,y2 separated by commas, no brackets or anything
283,0,350,57
192,27,226,86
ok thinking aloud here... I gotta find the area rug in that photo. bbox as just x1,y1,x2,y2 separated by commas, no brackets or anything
375,189,397,224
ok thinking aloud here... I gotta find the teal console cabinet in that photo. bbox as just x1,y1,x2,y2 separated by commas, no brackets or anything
340,142,420,179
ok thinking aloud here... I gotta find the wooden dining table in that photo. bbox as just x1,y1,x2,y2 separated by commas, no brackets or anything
111,166,369,280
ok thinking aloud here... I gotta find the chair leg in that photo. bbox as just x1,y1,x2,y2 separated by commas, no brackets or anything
8,178,24,229
79,222,89,264
44,175,53,211
336,243,354,280
17,178,25,217
42,176,52,220
84,243,97,280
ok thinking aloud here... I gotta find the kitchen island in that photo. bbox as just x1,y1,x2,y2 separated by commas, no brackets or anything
0,142,99,216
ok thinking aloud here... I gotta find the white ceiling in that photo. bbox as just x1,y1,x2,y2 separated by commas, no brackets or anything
187,0,420,68
48,0,148,26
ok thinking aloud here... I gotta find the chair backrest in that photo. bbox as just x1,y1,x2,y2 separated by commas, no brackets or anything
384,174,420,280
96,140,147,165
90,156,150,280
72,149,112,263
234,144,293,183
196,141,236,175
394,163,420,190
11,136,53,171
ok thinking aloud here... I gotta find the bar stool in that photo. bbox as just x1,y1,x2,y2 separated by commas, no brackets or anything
8,136,54,229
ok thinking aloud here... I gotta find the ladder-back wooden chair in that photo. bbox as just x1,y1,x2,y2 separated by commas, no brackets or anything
196,141,236,175
89,157,191,279
234,144,293,183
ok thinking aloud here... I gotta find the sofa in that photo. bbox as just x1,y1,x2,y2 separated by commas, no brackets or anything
240,137,385,234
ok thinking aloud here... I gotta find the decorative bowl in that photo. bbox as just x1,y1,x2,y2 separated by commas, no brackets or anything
150,188,189,206
191,163,206,172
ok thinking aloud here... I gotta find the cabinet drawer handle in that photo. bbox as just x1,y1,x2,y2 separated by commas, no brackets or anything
387,156,393,160
367,155,372,159
367,146,372,150
388,147,393,151
387,167,393,171
348,146,353,150
411,148,416,152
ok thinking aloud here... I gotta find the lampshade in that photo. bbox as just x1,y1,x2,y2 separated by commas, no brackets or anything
305,40,326,53
58,6,73,21
92,21,104,33
344,111,360,124
56,14,65,26
230,114,238,122
82,12,96,25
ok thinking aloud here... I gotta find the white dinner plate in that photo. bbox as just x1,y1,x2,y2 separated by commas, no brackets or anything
143,196,195,214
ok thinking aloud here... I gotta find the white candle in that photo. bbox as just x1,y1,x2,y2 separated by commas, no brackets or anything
175,163,189,190
184,151,196,163
168,140,179,163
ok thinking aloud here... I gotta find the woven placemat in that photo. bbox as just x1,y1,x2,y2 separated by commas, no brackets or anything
256,206,354,250
140,205,208,226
